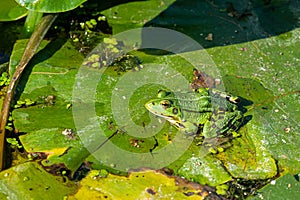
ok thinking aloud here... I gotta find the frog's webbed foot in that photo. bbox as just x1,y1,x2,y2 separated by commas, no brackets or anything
197,136,232,154
209,89,240,104
205,137,230,150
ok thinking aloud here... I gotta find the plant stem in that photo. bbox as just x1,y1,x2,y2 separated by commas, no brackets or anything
22,10,43,38
0,14,58,171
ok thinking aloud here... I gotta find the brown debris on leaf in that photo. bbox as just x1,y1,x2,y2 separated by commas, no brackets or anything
205,33,213,41
174,175,227,199
128,167,227,199
190,69,218,90
156,168,227,199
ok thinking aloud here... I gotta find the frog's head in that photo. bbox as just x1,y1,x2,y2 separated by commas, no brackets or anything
145,90,183,128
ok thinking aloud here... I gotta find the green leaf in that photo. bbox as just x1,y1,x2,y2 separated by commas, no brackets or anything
10,0,300,191
0,0,27,21
248,173,300,200
15,0,87,13
68,169,223,199
11,39,86,173
102,0,299,49
215,131,277,180
178,155,232,186
0,162,77,199
207,30,300,174
19,128,90,172
101,0,175,33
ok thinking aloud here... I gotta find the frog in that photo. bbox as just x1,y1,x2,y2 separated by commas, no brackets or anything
145,88,244,141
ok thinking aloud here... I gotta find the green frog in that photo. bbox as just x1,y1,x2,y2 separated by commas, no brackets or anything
145,88,243,140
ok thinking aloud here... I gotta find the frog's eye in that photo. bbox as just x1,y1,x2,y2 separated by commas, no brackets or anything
160,100,170,108
157,90,171,98
172,108,178,114
157,90,167,98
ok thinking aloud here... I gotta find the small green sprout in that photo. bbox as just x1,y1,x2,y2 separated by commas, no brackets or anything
216,184,229,195
5,113,14,131
89,169,109,179
6,138,23,149
66,103,72,109
73,38,79,43
98,15,106,21
103,37,118,45
14,98,35,108
0,72,10,86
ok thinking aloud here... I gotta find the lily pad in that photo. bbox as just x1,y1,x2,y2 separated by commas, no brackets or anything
103,0,300,48
215,130,277,180
101,0,175,34
19,128,90,173
15,0,86,13
11,39,87,173
207,30,300,174
178,155,232,186
0,162,76,199
9,0,300,192
249,173,300,200
68,169,224,200
0,0,27,21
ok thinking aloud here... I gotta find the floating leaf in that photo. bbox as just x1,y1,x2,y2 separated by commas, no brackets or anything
249,173,300,200
178,155,232,186
0,162,76,199
215,130,277,180
15,0,86,13
19,128,89,173
69,169,224,200
0,0,27,21
11,39,86,173
9,0,300,193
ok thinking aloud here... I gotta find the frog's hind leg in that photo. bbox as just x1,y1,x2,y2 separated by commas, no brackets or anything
202,108,243,138
201,108,243,153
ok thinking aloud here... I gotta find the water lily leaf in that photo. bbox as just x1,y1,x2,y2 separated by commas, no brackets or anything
68,169,224,200
178,155,232,186
101,0,175,33
215,130,277,180
10,39,83,100
0,162,76,200
101,1,299,181
11,39,86,173
249,173,300,200
9,0,300,191
0,0,27,21
103,0,299,48
15,0,86,13
206,29,300,175
18,128,90,172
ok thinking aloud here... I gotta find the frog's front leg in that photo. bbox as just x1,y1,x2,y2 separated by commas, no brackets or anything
174,120,199,136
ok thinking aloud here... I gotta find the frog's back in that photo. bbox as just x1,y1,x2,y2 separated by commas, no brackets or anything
171,91,213,125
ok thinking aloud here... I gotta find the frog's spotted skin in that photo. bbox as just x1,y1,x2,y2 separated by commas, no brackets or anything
145,88,243,139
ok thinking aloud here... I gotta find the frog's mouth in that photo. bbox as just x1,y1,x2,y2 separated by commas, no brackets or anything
146,106,180,124
147,109,175,121
149,112,184,129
